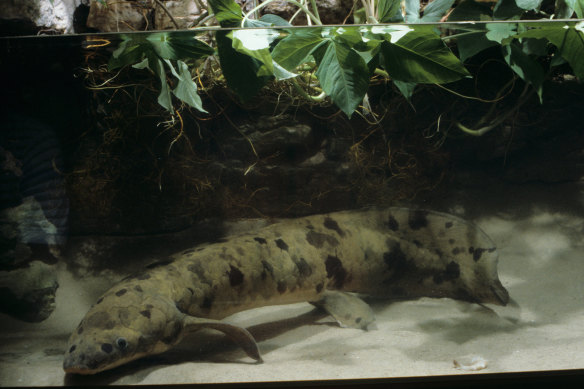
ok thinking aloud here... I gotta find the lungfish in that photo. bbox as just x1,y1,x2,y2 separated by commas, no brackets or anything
63,207,509,374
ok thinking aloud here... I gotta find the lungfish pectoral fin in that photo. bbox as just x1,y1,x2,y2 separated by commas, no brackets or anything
182,316,263,363
311,290,375,330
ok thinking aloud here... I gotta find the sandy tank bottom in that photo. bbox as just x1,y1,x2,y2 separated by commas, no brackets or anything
1,180,584,386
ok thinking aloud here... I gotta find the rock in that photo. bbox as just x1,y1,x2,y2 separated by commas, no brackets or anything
87,0,150,32
222,115,314,159
0,0,86,34
154,0,206,30
0,261,59,322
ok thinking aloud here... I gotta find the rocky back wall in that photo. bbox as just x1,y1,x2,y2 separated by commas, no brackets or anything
0,0,354,35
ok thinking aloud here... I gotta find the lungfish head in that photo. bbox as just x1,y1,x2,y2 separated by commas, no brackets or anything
63,287,184,374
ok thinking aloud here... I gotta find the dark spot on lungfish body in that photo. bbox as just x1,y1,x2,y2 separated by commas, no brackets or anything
86,311,111,328
277,281,287,294
323,217,345,237
140,310,151,319
445,221,454,229
137,274,151,281
449,239,455,245
96,297,103,305
228,265,244,286
408,210,429,230
383,243,413,283
115,289,127,297
275,239,289,251
77,326,83,335
261,260,274,280
236,247,245,256
433,261,460,284
134,285,143,293
445,261,460,280
316,283,324,293
470,247,492,261
183,249,196,255
452,247,461,255
355,317,362,324
68,345,76,353
413,239,422,248
293,257,312,278
101,343,113,354
201,295,214,310
254,237,267,244
306,230,339,248
386,215,399,231
325,255,347,289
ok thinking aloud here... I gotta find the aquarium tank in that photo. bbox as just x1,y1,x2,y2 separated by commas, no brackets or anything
1,0,583,386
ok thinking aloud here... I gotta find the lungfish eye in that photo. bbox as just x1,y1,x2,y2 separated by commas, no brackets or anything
116,337,128,350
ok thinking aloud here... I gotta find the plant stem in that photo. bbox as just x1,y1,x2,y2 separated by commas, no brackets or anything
456,84,533,136
291,78,327,102
154,0,180,29
374,68,389,78
241,0,323,27
308,0,322,24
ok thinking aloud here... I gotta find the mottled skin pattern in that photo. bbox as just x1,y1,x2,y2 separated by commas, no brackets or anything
63,207,509,374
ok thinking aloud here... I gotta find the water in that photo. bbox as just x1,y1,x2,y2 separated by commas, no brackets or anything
1,22,584,385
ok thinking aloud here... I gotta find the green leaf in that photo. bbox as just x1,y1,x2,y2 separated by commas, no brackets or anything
485,23,518,43
503,42,544,102
565,0,584,18
516,22,584,79
108,32,213,71
333,26,365,46
521,38,548,56
447,0,492,21
164,60,207,113
230,29,281,77
493,0,524,20
405,0,421,22
207,0,242,27
394,80,417,102
109,35,151,70
215,30,270,102
131,55,173,111
377,0,404,22
515,0,543,10
380,27,470,83
259,14,292,26
271,29,325,71
315,41,370,117
152,57,173,111
456,31,498,62
556,0,575,18
146,32,214,60
421,0,456,22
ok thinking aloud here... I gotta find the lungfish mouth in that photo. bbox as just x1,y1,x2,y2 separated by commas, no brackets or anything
63,358,100,375
63,352,112,375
